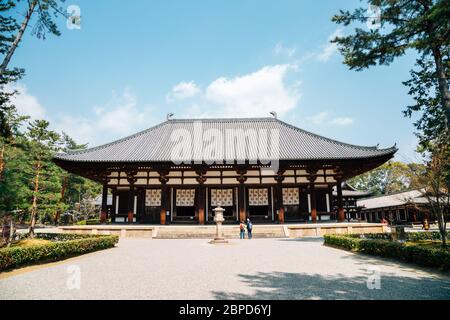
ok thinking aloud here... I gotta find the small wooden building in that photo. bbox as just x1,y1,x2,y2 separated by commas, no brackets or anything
359,189,450,224
54,117,396,224
332,182,372,221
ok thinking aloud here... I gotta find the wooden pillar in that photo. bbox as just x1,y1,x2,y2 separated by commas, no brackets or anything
158,170,170,225
127,185,134,224
336,180,345,222
100,183,108,223
160,184,168,225
237,169,247,222
198,184,205,225
195,170,207,225
411,207,417,222
310,182,317,223
275,170,285,224
238,183,246,222
275,183,285,224
111,188,117,223
306,169,318,223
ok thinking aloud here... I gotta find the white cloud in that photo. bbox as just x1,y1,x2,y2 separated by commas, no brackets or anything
3,83,46,120
166,81,200,103
308,111,354,127
2,84,152,146
201,64,301,117
53,88,153,146
330,117,354,126
274,42,297,57
317,29,343,62
309,112,329,125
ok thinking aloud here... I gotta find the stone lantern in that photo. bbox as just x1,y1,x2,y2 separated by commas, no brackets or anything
210,205,228,244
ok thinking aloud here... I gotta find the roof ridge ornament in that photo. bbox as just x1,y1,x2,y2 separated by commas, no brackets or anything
269,111,277,119
167,113,174,121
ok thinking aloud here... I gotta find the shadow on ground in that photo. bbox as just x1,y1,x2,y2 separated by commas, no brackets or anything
277,238,324,243
212,271,450,300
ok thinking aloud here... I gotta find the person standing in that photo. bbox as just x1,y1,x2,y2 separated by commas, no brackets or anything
246,218,253,239
239,221,246,239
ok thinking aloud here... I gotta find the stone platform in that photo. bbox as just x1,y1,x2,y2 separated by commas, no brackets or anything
58,222,388,239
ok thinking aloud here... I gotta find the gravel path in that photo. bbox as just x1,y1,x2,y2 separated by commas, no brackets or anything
1,238,449,300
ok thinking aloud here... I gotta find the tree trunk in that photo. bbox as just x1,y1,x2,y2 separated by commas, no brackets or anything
54,175,68,225
0,143,4,179
432,46,450,128
437,209,447,248
7,218,15,247
0,1,37,76
29,160,41,238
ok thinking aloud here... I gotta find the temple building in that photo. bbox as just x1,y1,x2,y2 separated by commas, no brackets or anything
53,117,397,225
332,182,372,221
359,189,450,224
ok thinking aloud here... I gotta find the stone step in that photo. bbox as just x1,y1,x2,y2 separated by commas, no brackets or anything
155,226,286,239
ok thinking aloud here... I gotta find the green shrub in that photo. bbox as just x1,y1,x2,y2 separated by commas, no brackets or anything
86,219,101,225
405,231,447,242
324,234,450,271
35,233,108,241
350,231,447,242
75,219,106,225
0,234,118,271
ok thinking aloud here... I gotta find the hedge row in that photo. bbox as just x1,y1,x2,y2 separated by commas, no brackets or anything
14,232,108,241
76,219,102,225
404,231,448,242
34,233,108,241
324,234,450,271
350,231,447,241
0,234,119,271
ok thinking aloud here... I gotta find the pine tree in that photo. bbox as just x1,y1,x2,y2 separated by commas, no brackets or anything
26,120,59,237
332,0,450,128
0,0,67,77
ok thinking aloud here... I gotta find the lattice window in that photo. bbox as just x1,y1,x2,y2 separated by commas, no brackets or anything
282,188,299,205
248,188,268,206
145,189,161,207
176,189,196,207
211,189,233,206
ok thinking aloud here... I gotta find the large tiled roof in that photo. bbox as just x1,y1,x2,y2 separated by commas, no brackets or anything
54,118,397,163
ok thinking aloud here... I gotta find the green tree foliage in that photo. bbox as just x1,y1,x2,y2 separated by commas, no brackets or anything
348,161,424,195
403,55,450,149
0,0,23,81
332,0,450,128
0,0,24,160
0,0,67,77
0,137,31,217
0,108,101,232
0,1,99,236
333,0,449,246
26,120,60,236
54,132,100,225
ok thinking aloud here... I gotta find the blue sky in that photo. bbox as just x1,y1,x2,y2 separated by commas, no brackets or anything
8,0,420,161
